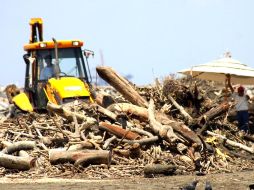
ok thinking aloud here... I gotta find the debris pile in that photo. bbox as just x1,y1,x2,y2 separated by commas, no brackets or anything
0,66,254,179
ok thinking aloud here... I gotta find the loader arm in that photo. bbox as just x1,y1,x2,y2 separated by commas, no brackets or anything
29,18,43,43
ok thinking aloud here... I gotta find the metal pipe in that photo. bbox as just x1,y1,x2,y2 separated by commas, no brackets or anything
52,38,60,79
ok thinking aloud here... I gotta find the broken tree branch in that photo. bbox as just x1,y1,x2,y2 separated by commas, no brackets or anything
167,94,193,123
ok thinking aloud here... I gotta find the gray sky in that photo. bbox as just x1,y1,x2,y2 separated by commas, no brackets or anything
1,0,254,86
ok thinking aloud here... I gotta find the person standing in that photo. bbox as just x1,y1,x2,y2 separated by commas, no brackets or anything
226,74,250,133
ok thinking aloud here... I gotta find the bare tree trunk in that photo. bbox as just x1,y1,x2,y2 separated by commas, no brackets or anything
96,66,148,108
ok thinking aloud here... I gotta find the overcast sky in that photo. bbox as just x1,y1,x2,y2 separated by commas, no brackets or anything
1,0,254,86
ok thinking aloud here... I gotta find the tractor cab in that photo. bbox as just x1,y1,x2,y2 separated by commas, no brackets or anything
29,42,91,79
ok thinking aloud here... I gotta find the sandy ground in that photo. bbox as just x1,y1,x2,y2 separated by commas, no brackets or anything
0,170,254,190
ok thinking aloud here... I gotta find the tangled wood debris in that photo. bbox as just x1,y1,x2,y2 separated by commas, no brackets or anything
1,66,254,179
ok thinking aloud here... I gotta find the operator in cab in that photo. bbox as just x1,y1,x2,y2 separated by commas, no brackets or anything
40,55,55,80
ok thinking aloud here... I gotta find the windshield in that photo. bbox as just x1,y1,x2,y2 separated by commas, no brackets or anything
36,48,88,80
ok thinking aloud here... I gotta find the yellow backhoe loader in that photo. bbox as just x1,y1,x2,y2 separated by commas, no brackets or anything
11,18,94,111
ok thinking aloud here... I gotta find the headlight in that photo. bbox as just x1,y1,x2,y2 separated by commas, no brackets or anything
72,41,79,46
39,43,47,48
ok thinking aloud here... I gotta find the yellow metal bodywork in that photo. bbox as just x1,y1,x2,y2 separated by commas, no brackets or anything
45,77,93,104
30,18,43,25
12,93,33,112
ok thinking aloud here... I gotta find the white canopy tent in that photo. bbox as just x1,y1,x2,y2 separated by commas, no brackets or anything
178,56,254,85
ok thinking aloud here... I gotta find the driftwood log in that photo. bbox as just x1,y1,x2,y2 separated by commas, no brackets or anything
144,164,177,177
49,149,110,166
99,122,141,140
197,101,231,134
198,101,231,125
96,66,148,108
108,103,148,121
2,141,36,154
0,152,36,170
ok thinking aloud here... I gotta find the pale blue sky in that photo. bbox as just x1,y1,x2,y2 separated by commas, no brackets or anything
1,0,254,86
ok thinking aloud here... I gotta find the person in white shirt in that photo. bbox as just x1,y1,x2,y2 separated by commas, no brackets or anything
226,74,250,132
40,55,54,80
